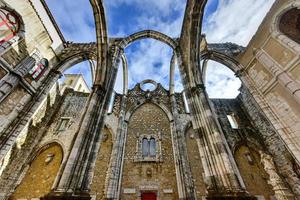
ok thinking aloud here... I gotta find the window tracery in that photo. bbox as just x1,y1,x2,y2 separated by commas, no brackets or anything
28,58,48,81
0,8,20,45
135,133,162,162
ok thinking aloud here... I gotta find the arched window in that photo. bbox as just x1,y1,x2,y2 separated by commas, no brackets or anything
142,137,156,157
142,138,149,157
279,8,300,44
149,138,156,157
28,58,48,80
0,8,20,45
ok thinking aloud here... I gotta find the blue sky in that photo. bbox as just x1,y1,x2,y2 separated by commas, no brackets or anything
46,0,275,98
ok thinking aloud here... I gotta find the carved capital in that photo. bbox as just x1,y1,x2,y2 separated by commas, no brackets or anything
190,84,206,94
235,69,245,77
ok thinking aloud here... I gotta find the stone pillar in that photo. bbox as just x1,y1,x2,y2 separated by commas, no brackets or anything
0,56,36,102
186,84,248,198
170,93,195,199
105,95,127,199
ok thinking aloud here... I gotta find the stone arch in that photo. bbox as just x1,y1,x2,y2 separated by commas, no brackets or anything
0,5,25,55
103,122,116,141
125,100,173,122
118,30,178,50
56,43,97,73
11,142,63,200
179,0,208,87
106,30,185,97
234,145,275,199
89,0,108,85
201,50,242,83
270,1,300,53
29,141,65,163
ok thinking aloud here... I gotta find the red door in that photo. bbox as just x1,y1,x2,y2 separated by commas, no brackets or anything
141,192,157,200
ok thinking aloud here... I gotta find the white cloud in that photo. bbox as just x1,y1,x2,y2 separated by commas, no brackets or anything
46,0,96,42
204,0,275,45
203,0,275,98
205,61,241,98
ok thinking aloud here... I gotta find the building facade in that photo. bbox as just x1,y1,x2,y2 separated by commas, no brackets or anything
0,0,299,199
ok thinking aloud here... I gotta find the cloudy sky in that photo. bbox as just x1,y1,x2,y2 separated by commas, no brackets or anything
46,0,275,98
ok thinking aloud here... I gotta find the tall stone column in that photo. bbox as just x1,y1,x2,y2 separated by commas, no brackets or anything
105,95,127,200
170,93,196,199
0,56,36,102
186,84,247,198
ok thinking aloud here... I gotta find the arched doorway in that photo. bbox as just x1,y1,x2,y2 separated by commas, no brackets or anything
11,143,63,200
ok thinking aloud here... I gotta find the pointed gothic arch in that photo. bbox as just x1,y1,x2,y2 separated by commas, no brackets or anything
106,30,186,103
89,0,109,86
125,100,173,123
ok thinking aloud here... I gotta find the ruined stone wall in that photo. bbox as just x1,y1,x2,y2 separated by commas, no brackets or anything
237,0,300,161
211,98,274,198
0,88,89,199
38,88,89,153
121,103,178,200
238,87,299,196
211,98,264,151
0,0,63,156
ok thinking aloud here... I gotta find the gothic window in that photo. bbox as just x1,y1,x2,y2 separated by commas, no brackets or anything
227,113,239,129
182,92,190,113
142,138,149,157
57,118,70,132
107,91,115,114
78,84,82,91
29,58,48,81
279,8,300,44
142,137,156,157
136,134,161,162
0,8,20,45
149,138,156,157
